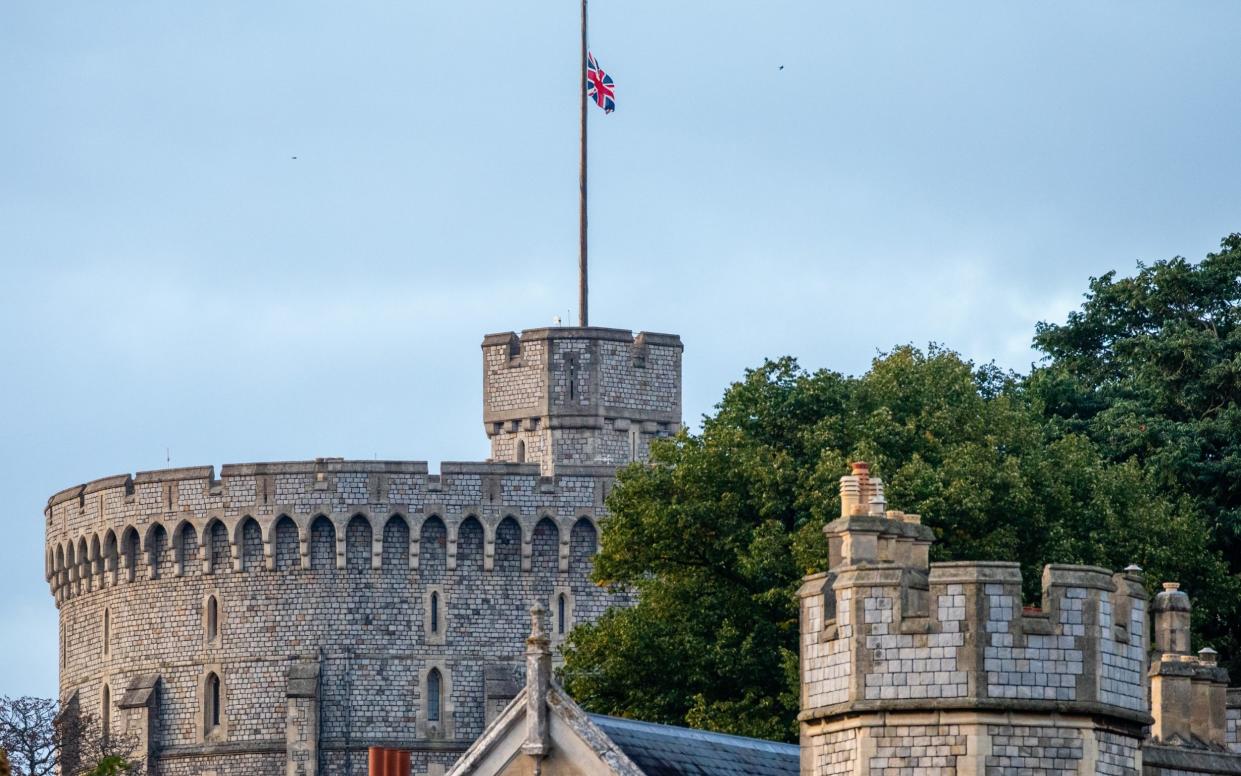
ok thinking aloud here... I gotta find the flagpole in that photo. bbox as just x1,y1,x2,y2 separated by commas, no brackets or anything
578,0,589,328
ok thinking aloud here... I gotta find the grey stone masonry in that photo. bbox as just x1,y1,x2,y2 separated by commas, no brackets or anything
800,461,1158,776
46,322,688,776
482,327,683,474
47,459,630,776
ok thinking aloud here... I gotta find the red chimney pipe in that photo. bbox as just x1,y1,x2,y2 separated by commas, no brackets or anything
396,750,411,776
368,746,385,776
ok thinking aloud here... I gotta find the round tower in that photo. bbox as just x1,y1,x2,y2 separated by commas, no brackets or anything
45,327,682,776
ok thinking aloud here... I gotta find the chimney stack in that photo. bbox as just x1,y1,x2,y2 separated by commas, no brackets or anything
1149,582,1230,748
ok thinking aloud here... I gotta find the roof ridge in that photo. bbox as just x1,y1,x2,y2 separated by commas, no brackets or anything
587,713,799,752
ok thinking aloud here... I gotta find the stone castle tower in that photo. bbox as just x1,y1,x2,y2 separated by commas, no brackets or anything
799,462,1237,776
481,327,682,473
45,326,682,776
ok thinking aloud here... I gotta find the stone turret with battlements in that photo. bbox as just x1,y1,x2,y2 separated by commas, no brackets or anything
45,325,683,776
800,462,1153,775
481,327,682,474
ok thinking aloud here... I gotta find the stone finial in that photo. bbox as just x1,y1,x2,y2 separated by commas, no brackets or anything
1153,581,1192,656
523,604,552,763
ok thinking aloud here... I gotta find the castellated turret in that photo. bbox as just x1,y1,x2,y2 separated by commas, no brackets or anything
482,327,683,473
800,462,1152,775
44,325,683,776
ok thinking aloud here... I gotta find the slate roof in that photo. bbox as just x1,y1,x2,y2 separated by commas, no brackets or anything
588,714,799,776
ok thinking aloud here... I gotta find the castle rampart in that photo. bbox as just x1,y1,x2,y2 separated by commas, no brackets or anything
49,459,622,776
48,326,675,776
800,463,1152,776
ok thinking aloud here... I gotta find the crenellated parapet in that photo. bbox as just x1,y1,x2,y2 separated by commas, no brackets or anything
46,458,612,605
46,323,683,776
799,462,1153,776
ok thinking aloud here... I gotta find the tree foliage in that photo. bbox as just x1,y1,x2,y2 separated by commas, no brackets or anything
0,697,56,776
562,340,1227,741
0,698,142,776
1030,234,1241,659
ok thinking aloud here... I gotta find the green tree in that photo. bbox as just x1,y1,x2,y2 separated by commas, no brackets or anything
1030,233,1241,659
562,347,1225,741
84,756,136,776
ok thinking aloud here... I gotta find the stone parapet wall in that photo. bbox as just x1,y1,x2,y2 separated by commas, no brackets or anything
46,459,617,599
800,560,1149,725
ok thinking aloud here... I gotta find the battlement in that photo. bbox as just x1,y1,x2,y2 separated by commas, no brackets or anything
45,458,616,604
800,556,1149,723
481,327,683,473
799,462,1157,775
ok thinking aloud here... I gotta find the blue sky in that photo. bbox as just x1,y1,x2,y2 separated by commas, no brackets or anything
2,1,1239,698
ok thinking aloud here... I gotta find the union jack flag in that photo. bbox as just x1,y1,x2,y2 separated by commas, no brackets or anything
586,52,615,114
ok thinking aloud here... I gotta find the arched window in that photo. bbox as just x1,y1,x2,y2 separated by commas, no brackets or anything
516,440,526,463
103,608,110,655
206,673,222,730
557,594,567,635
207,596,219,643
427,669,442,722
101,685,111,739
430,592,440,634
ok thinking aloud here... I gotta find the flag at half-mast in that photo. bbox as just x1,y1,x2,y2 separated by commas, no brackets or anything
586,52,615,114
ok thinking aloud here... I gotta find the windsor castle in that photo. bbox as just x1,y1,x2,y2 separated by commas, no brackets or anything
44,325,1241,776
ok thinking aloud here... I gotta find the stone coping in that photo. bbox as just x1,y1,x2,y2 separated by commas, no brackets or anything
798,697,1153,727
1143,743,1241,774
47,459,622,509
823,514,936,543
482,327,682,347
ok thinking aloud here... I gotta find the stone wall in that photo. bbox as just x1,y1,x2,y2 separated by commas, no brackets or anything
799,464,1154,776
481,328,682,473
47,460,627,776
800,561,1149,721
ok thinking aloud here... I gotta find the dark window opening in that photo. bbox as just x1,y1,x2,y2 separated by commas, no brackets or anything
207,673,222,729
207,596,219,642
427,669,442,722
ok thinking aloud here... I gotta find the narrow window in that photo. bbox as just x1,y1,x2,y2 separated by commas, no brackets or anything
207,596,218,642
207,673,221,729
557,594,567,635
427,669,442,722
101,685,111,739
516,440,526,464
430,592,440,634
103,608,110,655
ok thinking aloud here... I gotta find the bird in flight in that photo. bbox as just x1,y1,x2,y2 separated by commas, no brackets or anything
778,65,784,70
